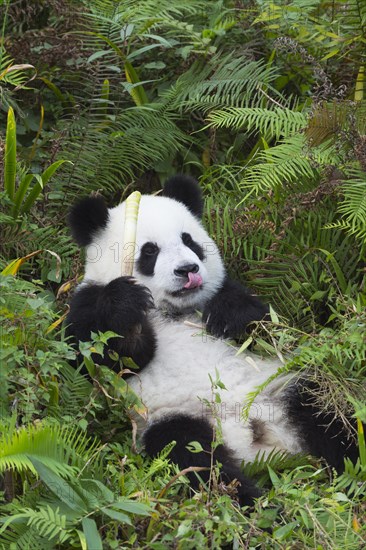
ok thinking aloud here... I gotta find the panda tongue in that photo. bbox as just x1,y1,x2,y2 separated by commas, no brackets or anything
184,272,203,289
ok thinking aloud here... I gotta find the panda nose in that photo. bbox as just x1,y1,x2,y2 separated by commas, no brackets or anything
174,263,199,277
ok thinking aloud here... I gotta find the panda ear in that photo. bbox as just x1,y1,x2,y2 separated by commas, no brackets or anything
68,196,109,246
163,175,204,218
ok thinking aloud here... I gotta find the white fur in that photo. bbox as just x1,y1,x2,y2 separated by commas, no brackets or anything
84,194,301,462
128,314,301,462
84,195,225,309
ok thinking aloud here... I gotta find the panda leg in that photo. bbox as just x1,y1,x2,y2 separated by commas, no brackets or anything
66,276,156,372
143,414,261,507
285,379,360,472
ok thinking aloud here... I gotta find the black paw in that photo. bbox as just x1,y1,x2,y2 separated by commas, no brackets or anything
234,474,262,508
203,279,268,339
98,276,154,333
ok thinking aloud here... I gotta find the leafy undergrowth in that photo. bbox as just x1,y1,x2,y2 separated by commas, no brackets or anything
1,0,366,546
0,274,365,549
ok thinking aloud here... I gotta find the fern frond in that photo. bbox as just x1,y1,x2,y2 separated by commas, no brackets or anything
58,105,191,197
0,50,32,87
306,101,366,145
240,134,345,196
164,55,281,113
89,0,206,25
242,448,310,482
240,135,317,195
0,522,54,550
0,506,70,544
56,363,94,419
0,422,100,478
206,106,307,139
324,169,366,244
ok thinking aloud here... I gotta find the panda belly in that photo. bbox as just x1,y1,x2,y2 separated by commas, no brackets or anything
128,314,303,462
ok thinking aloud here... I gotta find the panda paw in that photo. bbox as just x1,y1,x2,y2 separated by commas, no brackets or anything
203,278,268,339
99,276,154,330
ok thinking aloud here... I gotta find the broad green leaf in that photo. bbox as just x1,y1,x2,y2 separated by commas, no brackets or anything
140,33,172,47
124,61,148,106
101,506,132,524
20,160,70,214
127,43,163,61
113,499,151,516
4,106,16,201
75,530,88,550
41,159,71,186
12,173,35,217
30,458,86,512
81,518,103,550
273,521,298,540
87,50,110,63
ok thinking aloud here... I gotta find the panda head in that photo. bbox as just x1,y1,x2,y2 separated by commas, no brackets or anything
69,176,226,312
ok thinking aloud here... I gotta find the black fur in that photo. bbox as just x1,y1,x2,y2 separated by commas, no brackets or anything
181,232,205,261
163,175,204,218
68,196,109,247
285,379,360,473
203,277,269,338
66,277,156,372
137,242,160,276
143,414,261,507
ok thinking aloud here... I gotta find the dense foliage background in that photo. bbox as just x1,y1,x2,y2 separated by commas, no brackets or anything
0,0,365,547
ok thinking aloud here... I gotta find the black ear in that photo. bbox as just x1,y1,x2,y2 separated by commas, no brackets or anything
68,196,109,246
163,175,204,218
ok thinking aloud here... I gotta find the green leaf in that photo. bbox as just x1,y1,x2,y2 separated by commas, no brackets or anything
269,305,279,323
113,499,151,516
273,521,298,540
316,248,348,294
101,507,132,524
310,290,327,301
81,518,103,550
267,465,280,486
236,336,253,356
127,44,163,61
12,173,35,217
4,106,17,201
186,441,204,453
20,160,70,214
30,458,86,512
124,61,148,106
87,50,110,63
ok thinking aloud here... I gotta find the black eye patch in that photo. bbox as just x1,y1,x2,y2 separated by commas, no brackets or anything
137,242,160,276
181,232,205,261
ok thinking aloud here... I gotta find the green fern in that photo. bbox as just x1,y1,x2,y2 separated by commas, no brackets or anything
325,169,366,244
56,105,191,198
166,54,281,113
0,422,100,478
206,106,307,139
242,448,311,485
240,134,327,197
0,505,70,544
0,523,55,550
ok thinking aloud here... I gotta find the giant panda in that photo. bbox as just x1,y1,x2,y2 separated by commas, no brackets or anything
66,175,359,506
